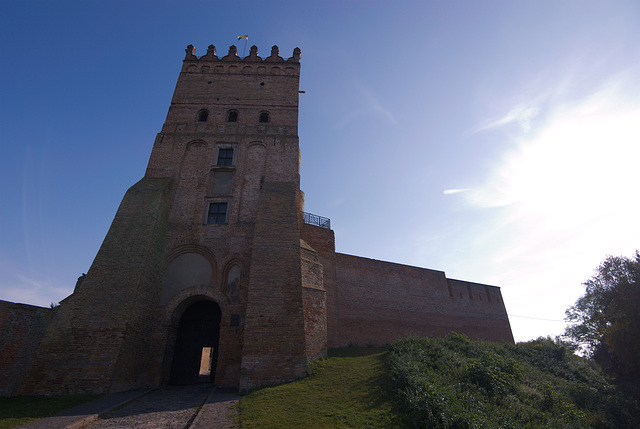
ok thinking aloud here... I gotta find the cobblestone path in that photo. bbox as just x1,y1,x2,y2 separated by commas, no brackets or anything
85,384,228,429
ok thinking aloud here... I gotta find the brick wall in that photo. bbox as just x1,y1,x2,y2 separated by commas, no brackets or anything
0,301,53,396
19,177,173,394
0,44,516,396
301,224,339,347
240,182,308,390
300,239,327,361
333,253,514,346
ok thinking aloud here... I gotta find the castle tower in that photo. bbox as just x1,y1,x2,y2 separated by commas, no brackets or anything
9,42,512,397
20,44,327,394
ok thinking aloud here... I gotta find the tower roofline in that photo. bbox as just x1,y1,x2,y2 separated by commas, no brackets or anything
184,44,301,63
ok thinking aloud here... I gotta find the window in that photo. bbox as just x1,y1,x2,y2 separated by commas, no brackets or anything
197,109,209,122
217,148,233,166
259,111,269,123
207,202,227,224
227,110,238,122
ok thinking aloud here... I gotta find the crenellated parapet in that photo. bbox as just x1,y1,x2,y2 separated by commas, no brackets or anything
182,44,301,74
168,42,301,130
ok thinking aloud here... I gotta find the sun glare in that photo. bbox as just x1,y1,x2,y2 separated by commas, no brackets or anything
478,85,640,233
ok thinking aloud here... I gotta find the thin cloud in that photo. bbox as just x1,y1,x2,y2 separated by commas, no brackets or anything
443,189,469,195
474,104,540,133
357,83,398,125
334,81,398,128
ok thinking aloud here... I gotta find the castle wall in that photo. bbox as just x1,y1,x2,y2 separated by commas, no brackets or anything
333,253,514,346
0,301,52,396
302,287,327,361
300,238,328,361
301,224,339,347
241,182,308,390
0,44,516,397
19,177,173,394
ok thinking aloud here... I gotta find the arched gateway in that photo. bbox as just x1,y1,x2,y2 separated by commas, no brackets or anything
170,300,221,385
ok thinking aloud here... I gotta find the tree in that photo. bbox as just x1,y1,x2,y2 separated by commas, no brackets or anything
564,251,640,381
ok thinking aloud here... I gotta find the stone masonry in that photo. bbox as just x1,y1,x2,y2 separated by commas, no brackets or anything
1,43,513,396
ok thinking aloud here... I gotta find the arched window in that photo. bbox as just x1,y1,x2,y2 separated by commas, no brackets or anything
224,263,242,305
259,111,270,123
197,109,209,122
227,110,238,122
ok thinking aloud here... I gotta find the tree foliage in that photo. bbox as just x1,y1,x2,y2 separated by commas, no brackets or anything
564,251,640,381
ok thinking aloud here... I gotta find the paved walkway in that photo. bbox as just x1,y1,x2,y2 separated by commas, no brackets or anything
19,385,239,429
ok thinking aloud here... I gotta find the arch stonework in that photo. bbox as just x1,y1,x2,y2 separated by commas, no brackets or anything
160,253,213,305
160,289,228,386
169,300,221,385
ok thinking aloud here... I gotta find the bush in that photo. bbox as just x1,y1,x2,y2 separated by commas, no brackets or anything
389,334,640,428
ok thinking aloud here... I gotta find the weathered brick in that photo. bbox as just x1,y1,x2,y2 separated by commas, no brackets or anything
1,43,512,396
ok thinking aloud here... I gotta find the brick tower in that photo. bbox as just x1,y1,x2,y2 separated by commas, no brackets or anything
9,42,513,397
20,44,327,394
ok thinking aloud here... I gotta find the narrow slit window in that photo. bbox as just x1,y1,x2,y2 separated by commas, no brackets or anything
259,111,269,123
227,110,238,122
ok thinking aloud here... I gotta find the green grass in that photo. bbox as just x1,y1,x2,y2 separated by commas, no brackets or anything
240,338,640,428
0,394,100,429
239,348,401,428
6,338,638,428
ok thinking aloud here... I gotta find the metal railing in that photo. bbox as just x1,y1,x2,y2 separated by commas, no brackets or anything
303,212,331,229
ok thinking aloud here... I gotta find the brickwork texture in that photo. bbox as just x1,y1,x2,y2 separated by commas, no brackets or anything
0,43,513,396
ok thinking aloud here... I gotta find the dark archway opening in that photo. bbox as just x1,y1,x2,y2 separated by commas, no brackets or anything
169,300,221,385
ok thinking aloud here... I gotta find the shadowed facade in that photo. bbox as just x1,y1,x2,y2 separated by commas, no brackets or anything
1,44,513,396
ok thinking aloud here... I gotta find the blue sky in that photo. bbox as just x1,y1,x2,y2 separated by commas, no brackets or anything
1,1,639,342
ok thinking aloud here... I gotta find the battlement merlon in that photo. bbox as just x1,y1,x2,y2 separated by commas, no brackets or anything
167,43,301,126
182,44,301,72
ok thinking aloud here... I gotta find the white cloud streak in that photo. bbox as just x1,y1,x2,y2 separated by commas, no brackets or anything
442,189,469,195
474,104,540,133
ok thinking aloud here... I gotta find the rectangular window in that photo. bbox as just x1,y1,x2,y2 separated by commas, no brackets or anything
207,202,227,224
217,148,233,166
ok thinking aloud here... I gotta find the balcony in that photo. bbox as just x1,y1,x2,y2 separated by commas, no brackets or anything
303,212,331,229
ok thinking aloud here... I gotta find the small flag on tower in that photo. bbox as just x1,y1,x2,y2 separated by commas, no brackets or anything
237,35,248,40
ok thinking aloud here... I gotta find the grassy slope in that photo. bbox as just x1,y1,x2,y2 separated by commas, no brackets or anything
240,337,640,428
389,334,640,428
4,338,638,428
239,348,401,428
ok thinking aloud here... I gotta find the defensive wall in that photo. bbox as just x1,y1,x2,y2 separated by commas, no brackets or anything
302,223,514,347
0,300,53,396
0,43,513,396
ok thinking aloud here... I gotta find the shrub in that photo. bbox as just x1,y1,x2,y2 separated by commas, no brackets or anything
389,334,640,428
